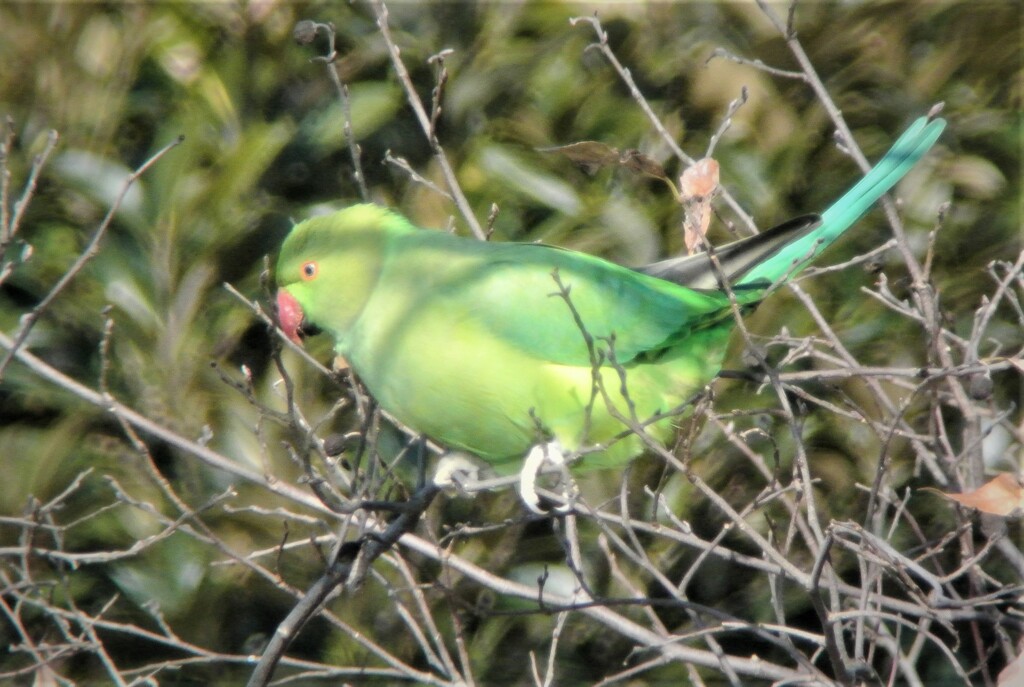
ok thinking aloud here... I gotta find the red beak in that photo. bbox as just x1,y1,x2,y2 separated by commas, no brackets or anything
276,290,304,344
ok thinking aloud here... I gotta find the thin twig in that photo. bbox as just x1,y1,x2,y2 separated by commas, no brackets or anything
0,135,183,379
370,1,485,239
297,20,370,200
570,14,760,236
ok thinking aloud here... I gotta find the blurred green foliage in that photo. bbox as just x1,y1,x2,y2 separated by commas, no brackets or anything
0,1,1020,684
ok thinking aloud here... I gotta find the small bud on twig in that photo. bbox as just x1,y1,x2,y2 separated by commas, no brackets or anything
293,19,319,45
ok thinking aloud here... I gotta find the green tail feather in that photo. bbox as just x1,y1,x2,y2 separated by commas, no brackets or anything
735,115,946,288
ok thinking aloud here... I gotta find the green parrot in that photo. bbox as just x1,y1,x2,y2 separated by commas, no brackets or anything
276,115,945,510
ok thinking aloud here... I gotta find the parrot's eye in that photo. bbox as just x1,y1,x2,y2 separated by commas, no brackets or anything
301,261,318,281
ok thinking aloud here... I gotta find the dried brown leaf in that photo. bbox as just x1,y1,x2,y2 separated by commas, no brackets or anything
680,157,720,254
923,472,1024,517
540,141,621,174
541,142,672,187
680,157,720,201
619,149,669,181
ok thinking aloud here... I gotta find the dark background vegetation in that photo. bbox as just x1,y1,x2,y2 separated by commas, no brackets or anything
1,2,1021,685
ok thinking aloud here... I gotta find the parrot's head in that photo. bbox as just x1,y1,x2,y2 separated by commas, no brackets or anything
275,204,413,347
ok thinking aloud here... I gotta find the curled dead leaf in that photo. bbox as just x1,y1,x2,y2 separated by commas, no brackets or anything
679,157,720,255
680,157,720,201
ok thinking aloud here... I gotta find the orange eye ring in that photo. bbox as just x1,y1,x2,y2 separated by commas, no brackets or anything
300,261,318,281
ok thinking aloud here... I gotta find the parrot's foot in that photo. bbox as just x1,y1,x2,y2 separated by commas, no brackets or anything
433,453,485,495
520,441,575,514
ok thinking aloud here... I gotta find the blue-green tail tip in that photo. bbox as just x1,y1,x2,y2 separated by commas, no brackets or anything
737,114,946,287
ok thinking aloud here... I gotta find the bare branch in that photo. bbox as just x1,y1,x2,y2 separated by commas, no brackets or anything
0,134,183,379
369,1,485,239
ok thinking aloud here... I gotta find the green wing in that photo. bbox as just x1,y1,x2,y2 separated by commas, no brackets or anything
344,232,734,465
382,232,736,369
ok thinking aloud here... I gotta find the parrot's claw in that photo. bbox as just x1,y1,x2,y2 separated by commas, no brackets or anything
520,441,574,514
433,453,485,496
